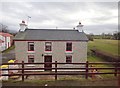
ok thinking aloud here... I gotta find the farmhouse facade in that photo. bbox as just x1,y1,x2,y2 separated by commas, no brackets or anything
0,32,13,51
14,21,88,71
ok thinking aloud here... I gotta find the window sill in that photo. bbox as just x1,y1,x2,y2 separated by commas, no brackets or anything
44,51,52,53
65,51,73,54
27,51,35,53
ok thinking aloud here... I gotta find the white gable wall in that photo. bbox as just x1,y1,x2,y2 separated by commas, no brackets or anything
0,43,6,51
6,37,11,48
0,35,11,51
0,35,5,51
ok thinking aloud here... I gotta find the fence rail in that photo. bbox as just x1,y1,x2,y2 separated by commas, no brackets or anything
1,61,120,81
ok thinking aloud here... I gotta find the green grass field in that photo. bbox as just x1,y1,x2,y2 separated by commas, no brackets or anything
87,39,119,78
88,39,119,56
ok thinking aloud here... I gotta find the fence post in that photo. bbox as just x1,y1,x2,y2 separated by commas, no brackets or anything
22,61,24,82
85,61,89,79
55,61,57,80
114,62,118,77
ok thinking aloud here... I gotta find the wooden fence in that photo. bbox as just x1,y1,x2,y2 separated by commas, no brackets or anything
1,61,120,82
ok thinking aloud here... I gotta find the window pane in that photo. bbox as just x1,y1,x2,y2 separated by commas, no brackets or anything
66,56,72,63
66,43,72,51
28,55,34,63
28,42,34,51
45,42,52,51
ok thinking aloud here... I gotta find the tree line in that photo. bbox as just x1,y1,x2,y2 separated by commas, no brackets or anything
0,23,9,33
87,32,120,41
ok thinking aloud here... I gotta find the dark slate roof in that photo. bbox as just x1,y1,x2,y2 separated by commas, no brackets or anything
14,29,88,41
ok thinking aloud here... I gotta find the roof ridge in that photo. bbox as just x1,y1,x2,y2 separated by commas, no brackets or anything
26,28,78,31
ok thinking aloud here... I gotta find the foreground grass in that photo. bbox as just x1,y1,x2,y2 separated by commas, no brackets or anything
87,55,115,78
2,77,118,86
88,39,119,56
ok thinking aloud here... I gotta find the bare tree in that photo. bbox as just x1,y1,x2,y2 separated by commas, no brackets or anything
0,23,9,33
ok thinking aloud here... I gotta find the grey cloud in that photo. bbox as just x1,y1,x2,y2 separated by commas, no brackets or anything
89,16,117,24
94,2,118,10
84,24,118,34
0,2,118,34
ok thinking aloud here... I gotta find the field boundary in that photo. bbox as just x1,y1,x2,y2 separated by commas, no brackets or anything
91,49,120,62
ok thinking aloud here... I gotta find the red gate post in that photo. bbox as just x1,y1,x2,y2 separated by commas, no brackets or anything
85,61,89,79
55,61,57,80
22,61,24,82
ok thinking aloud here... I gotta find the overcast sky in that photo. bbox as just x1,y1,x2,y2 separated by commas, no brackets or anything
0,2,118,34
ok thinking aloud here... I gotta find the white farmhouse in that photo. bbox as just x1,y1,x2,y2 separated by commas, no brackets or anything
0,32,13,51
14,21,88,71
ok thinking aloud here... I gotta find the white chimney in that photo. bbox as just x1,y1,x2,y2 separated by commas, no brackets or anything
19,20,27,32
76,22,84,32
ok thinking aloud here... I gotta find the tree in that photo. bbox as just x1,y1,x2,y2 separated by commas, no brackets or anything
0,23,9,33
113,32,120,40
87,33,94,41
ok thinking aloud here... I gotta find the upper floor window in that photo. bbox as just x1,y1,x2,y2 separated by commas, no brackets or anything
28,55,34,63
28,42,34,51
66,55,72,63
45,42,52,51
66,42,72,51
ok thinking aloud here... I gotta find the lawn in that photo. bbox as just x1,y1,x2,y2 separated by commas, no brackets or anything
2,77,118,87
88,39,119,56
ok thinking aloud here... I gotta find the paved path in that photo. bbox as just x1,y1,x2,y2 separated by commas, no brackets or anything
1,49,15,63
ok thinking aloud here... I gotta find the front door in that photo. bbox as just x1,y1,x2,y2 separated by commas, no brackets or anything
44,56,52,71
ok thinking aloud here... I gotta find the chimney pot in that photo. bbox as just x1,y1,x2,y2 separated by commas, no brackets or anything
22,20,25,23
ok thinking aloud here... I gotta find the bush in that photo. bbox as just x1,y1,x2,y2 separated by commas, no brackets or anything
87,35,94,41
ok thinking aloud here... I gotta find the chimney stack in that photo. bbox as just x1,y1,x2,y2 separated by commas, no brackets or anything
19,20,27,32
76,22,84,32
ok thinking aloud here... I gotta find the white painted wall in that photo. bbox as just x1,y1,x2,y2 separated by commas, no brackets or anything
0,35,5,51
15,41,88,71
6,37,11,48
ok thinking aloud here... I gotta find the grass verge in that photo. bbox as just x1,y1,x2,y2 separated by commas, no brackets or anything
2,45,15,53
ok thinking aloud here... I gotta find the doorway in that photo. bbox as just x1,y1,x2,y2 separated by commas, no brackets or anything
44,56,52,71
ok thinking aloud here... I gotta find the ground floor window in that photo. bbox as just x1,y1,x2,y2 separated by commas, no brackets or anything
28,55,34,63
66,55,72,63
